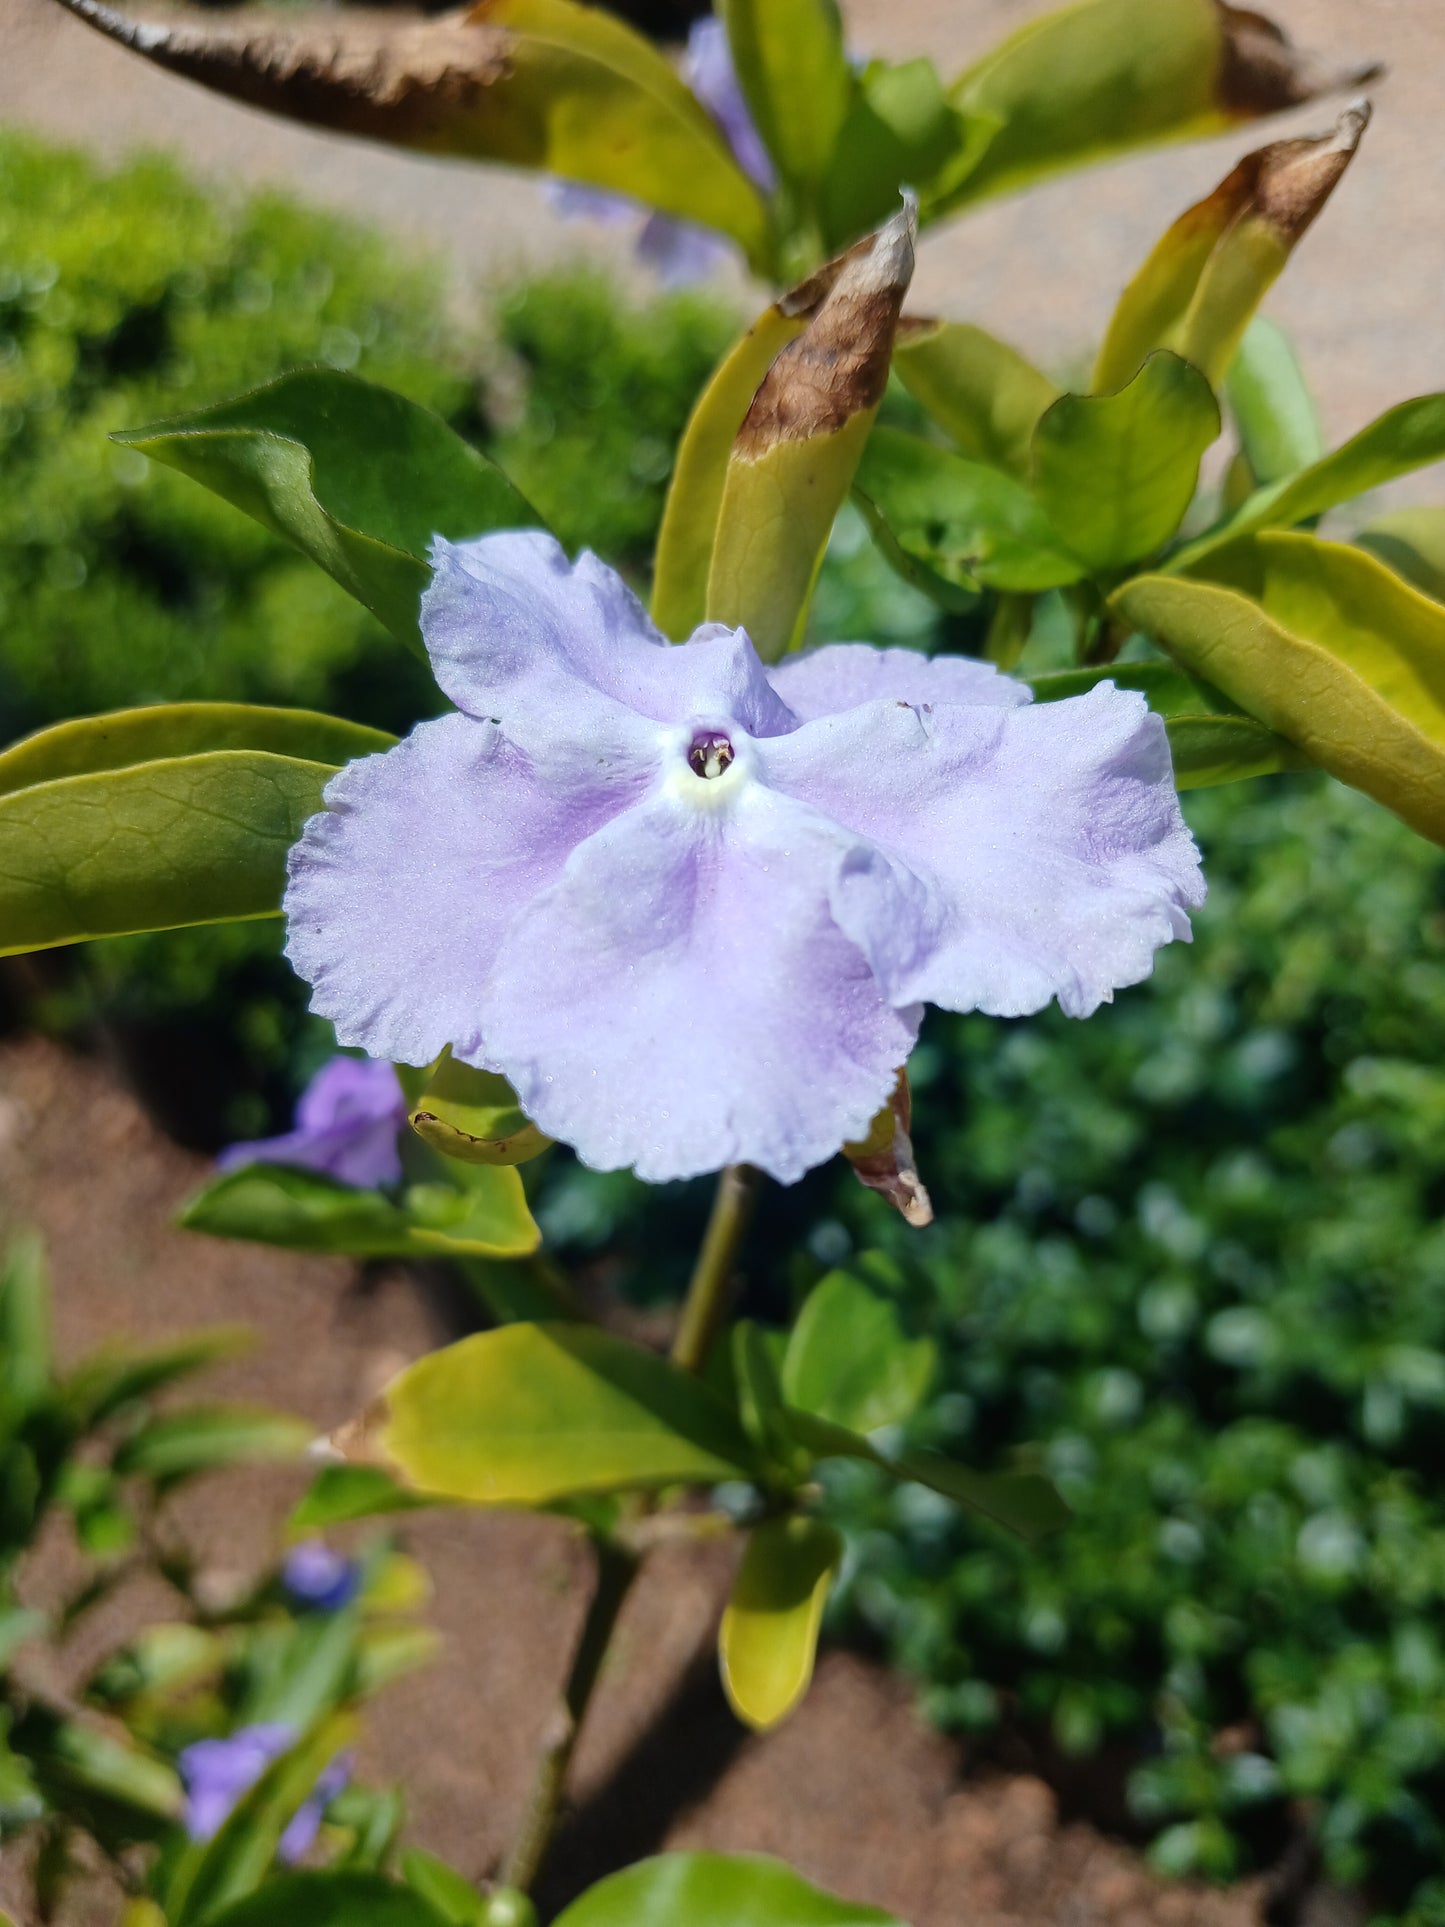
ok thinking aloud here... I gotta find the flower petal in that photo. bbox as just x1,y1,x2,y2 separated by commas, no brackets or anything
285,713,652,1066
476,785,920,1184
759,683,1204,1020
767,642,1030,719
423,534,794,742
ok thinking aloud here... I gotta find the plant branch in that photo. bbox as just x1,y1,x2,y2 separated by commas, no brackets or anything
670,1163,762,1376
499,1532,639,1894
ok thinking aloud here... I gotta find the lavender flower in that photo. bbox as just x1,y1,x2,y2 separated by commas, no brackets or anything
284,532,1204,1187
178,1722,351,1859
545,16,774,286
282,1540,361,1612
217,1055,406,1188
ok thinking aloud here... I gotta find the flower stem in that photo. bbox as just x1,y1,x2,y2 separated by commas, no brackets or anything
670,1163,762,1376
499,1532,639,1894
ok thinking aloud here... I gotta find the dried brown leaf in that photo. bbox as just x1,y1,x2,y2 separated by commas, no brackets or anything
1216,1,1383,118
844,1072,934,1230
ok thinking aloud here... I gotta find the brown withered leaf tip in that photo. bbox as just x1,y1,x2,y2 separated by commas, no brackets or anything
1216,2,1383,119
326,1393,395,1470
53,0,511,147
845,1072,934,1230
737,195,918,458
1201,99,1372,246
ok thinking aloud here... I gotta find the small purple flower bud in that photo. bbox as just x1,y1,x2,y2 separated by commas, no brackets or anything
277,1751,353,1863
217,1055,406,1188
282,1540,361,1613
178,1722,351,1860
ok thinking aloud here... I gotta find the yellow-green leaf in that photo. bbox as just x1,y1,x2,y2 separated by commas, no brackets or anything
893,318,1059,479
0,750,336,958
705,199,916,660
1115,533,1445,842
783,1268,935,1433
1094,103,1368,391
945,0,1376,215
60,0,769,265
820,58,995,251
1033,352,1221,574
1225,317,1323,488
336,1322,755,1505
408,1049,551,1167
719,0,851,192
719,1515,842,1730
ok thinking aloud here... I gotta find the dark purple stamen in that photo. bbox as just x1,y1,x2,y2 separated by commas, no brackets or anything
688,733,735,779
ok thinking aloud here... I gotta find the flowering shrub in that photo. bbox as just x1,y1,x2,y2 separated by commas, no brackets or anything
5,0,1444,1921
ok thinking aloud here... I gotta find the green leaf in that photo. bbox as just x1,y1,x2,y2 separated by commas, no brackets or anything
1225,318,1324,488
944,0,1372,214
1032,352,1221,574
0,704,391,802
553,1853,907,1927
719,0,851,192
1172,393,1445,571
0,749,336,959
165,1714,357,1927
408,1051,550,1168
205,1873,450,1927
1115,533,1445,842
401,1849,487,1926
732,1321,795,1470
112,1404,311,1482
652,304,811,641
0,1234,50,1408
346,1322,755,1505
1028,662,1305,790
178,1162,540,1262
1093,106,1367,392
116,371,537,654
719,1515,842,1730
242,1606,362,1731
782,1270,935,1434
289,1465,440,1535
1358,509,1445,604
893,320,1058,479
855,426,1084,594
820,59,995,250
61,1327,253,1430
707,201,917,661
21,1710,183,1825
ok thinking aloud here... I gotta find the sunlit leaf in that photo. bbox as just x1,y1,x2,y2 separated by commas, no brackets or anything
706,200,917,660
719,1515,842,1730
179,1161,539,1261
1094,103,1368,391
783,1270,935,1434
720,0,851,193
820,58,995,250
206,1873,451,1927
1115,532,1445,842
893,319,1058,479
289,1465,441,1536
408,1050,550,1168
59,0,768,265
1033,352,1221,573
1225,317,1323,488
401,1849,487,1926
333,1322,755,1505
1172,392,1445,570
0,749,335,958
855,426,1083,595
552,1853,907,1927
116,371,536,653
944,0,1377,215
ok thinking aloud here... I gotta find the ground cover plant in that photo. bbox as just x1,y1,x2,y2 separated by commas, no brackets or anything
5,0,1445,1922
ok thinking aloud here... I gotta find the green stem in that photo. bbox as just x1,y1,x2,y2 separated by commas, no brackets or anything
670,1163,762,1376
499,1533,639,1894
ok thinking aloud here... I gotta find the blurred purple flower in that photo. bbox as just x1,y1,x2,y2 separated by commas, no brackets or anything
284,533,1204,1187
544,15,773,286
217,1055,406,1188
282,1540,361,1612
178,1722,351,1860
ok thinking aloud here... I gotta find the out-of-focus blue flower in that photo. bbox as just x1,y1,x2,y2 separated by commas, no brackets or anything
217,1055,406,1188
282,1540,362,1612
178,1722,352,1859
284,533,1205,1187
545,15,774,285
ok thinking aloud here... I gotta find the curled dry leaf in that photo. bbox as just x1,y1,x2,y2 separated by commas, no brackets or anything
1216,2,1383,118
843,1072,933,1229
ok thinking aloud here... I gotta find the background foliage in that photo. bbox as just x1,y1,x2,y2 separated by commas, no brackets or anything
5,126,1445,1919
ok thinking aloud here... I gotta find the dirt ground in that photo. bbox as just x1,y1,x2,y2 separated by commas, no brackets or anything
0,1033,1293,1926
